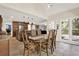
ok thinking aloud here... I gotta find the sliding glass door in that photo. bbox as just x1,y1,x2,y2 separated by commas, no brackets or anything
72,18,79,41
61,17,79,41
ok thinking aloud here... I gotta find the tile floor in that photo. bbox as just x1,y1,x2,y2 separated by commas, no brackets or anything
54,41,79,56
30,41,79,56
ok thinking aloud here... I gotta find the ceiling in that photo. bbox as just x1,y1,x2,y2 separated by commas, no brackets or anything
0,3,79,19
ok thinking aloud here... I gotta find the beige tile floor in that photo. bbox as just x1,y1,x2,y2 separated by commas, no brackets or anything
30,41,79,56
9,38,79,56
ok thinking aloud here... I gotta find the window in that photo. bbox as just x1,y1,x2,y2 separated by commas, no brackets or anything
72,18,79,35
61,20,69,34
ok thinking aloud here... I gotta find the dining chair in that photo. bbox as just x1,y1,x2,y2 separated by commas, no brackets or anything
46,30,53,55
22,30,35,56
22,30,29,56
53,30,57,49
28,30,53,56
51,29,57,53
22,31,30,56
28,31,48,55
16,30,23,42
36,30,52,56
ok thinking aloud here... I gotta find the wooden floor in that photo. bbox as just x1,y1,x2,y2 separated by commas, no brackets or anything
0,40,9,56
9,37,36,56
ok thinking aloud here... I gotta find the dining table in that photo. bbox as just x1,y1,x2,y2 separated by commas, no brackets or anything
28,34,48,55
29,34,48,40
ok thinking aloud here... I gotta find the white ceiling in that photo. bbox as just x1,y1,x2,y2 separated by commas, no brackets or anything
0,3,79,18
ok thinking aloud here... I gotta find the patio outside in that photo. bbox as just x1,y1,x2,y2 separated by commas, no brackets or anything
61,18,79,41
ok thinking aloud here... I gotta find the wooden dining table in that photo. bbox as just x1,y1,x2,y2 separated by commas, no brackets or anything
29,34,48,40
29,34,48,55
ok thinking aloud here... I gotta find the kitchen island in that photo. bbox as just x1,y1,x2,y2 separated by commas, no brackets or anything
0,35,11,56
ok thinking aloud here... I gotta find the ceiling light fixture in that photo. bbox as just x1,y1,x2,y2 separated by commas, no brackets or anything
48,3,53,8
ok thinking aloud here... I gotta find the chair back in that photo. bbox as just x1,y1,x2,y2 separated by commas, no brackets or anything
37,29,41,35
49,30,53,39
55,30,57,39
47,30,53,44
31,30,37,37
22,30,29,44
52,29,57,40
16,30,23,42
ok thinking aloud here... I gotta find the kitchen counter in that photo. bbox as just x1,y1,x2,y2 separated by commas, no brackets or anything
0,35,11,41
0,35,11,56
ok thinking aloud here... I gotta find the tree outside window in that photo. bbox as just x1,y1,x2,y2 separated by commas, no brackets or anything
72,18,79,35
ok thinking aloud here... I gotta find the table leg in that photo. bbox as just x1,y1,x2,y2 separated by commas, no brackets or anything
39,41,41,56
8,39,9,56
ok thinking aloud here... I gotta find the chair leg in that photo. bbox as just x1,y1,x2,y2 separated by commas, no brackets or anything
36,44,39,55
23,46,25,56
34,42,39,55
39,41,41,56
27,44,30,56
51,41,54,54
54,40,56,49
46,45,49,56
27,48,29,56
23,45,30,56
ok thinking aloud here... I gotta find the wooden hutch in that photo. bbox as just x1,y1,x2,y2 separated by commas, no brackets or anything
12,21,29,37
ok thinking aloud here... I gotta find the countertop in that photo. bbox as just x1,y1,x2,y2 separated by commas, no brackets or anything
0,35,11,41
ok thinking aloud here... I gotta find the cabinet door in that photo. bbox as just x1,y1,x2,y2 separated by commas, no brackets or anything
24,23,28,30
12,21,29,37
0,15,3,31
12,21,19,37
0,40,9,56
